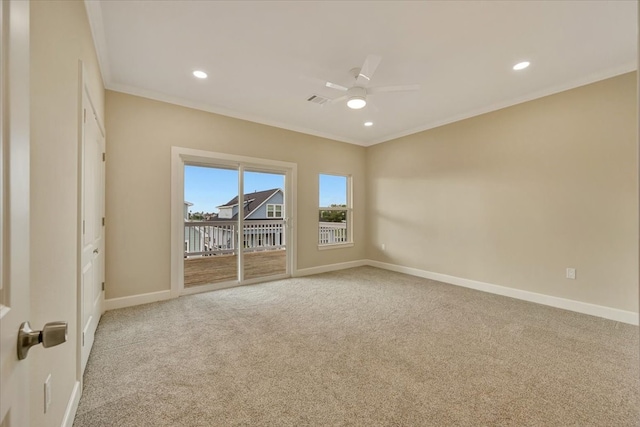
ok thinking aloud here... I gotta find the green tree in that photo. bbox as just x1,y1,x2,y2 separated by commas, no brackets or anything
190,212,204,220
319,205,346,222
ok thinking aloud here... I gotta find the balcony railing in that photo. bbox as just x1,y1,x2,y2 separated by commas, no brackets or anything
184,220,285,258
319,222,347,245
185,220,348,258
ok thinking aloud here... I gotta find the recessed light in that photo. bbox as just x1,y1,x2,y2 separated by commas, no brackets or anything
513,61,530,71
364,121,373,127
193,70,208,79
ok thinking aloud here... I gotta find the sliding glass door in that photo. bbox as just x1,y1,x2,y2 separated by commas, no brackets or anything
241,169,287,281
181,160,291,292
183,165,239,287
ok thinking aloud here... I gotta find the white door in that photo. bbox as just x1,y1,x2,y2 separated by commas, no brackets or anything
80,87,105,373
0,1,31,425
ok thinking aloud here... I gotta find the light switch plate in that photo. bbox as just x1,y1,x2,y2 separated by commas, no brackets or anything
44,374,52,413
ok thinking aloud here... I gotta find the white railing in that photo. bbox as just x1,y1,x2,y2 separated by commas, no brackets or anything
184,220,285,258
319,222,347,245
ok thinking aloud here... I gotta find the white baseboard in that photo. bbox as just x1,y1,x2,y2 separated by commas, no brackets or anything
61,380,80,427
104,290,172,311
105,260,365,310
294,260,367,277
366,259,639,325
103,260,638,325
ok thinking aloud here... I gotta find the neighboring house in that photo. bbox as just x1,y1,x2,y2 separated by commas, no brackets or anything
184,201,204,255
184,189,286,256
216,188,284,220
183,201,193,220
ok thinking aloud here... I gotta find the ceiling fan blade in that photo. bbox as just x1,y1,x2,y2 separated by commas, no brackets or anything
325,81,349,91
329,95,348,104
368,84,420,94
356,54,382,86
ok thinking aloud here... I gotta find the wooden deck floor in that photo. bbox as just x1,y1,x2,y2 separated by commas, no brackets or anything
184,250,287,287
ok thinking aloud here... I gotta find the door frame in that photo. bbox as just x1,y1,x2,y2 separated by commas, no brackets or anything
170,146,297,297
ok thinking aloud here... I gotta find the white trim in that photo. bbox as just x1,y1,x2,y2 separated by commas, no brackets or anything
180,273,290,296
103,258,637,325
170,147,185,299
181,280,239,296
293,260,367,277
60,381,80,427
104,290,172,311
317,242,354,251
108,84,364,146
366,259,639,325
238,165,245,282
318,173,353,245
97,67,634,149
83,1,111,85
176,146,300,170
366,63,637,146
172,147,298,297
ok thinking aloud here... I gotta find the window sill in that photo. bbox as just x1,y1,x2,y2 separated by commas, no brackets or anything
317,242,354,251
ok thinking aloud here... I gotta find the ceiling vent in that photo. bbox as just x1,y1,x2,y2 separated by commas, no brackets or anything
307,94,329,105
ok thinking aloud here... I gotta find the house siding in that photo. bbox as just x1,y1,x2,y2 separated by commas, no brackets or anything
247,191,283,219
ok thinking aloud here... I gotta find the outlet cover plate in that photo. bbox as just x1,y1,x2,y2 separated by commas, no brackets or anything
566,268,576,280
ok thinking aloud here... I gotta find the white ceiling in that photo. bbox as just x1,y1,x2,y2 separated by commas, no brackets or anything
85,1,637,146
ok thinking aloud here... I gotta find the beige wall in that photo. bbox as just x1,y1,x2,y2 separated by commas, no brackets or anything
107,74,638,313
30,1,104,426
105,91,366,299
366,72,638,312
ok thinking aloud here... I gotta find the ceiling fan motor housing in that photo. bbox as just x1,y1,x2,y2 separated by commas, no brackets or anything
347,86,367,109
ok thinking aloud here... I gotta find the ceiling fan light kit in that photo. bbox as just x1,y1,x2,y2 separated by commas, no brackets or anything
347,97,367,109
346,86,367,109
323,54,419,111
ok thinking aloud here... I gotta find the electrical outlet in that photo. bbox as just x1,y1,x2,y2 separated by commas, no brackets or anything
44,374,52,413
381,243,385,251
566,268,576,280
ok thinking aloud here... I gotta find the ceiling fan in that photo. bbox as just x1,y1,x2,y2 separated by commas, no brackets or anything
324,54,420,110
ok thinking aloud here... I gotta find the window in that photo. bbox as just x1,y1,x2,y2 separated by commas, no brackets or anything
267,204,283,218
318,174,352,247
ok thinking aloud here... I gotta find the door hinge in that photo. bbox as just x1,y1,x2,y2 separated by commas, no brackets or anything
83,108,86,123
101,282,105,291
82,220,85,234
102,217,105,226
82,332,85,346
102,152,105,162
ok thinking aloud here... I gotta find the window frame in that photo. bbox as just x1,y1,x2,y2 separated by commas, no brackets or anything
318,173,353,249
266,203,283,218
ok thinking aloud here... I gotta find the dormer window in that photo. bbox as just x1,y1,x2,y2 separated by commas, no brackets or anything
267,204,283,218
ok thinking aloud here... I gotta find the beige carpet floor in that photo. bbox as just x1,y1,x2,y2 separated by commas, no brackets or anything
73,266,639,426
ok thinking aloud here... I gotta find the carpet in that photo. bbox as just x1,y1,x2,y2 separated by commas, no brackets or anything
73,266,639,426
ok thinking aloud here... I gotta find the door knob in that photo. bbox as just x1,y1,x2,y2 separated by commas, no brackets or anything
18,321,68,360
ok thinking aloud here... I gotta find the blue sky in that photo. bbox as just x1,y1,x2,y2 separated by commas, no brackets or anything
185,166,284,213
319,174,347,207
185,166,346,213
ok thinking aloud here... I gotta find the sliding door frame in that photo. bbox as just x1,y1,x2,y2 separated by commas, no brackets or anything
170,146,297,297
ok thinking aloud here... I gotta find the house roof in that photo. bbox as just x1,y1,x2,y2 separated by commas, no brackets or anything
217,188,281,220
